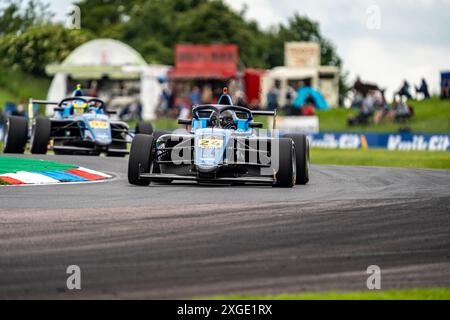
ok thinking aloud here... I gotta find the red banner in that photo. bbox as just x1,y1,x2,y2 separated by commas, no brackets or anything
170,44,238,79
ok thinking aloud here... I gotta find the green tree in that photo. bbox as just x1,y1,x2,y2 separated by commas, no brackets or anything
0,24,92,75
0,0,53,35
268,14,341,68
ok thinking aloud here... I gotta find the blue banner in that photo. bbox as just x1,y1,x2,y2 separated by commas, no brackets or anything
307,132,450,151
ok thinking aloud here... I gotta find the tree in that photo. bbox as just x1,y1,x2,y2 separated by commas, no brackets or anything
0,0,53,35
0,25,92,75
267,14,341,68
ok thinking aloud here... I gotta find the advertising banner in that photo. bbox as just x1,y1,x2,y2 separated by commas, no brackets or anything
170,44,238,79
307,132,450,151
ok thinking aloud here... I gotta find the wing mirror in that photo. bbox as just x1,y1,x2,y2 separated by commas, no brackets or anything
178,119,191,125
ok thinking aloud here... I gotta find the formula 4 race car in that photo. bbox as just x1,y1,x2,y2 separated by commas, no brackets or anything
3,85,153,156
128,88,310,187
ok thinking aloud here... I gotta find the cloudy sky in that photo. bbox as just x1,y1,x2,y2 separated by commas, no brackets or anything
47,0,450,96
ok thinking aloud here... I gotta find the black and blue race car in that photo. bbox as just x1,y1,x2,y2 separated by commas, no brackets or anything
128,88,310,188
3,86,153,156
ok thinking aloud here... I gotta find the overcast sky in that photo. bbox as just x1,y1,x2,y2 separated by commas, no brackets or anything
47,0,450,96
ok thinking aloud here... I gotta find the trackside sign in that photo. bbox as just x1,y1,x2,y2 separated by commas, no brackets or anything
306,132,450,151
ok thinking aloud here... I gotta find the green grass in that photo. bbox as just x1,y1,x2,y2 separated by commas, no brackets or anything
209,288,450,300
317,98,450,133
312,148,450,170
0,156,77,175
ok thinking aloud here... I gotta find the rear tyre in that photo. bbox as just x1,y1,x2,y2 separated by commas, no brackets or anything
273,138,296,188
30,116,51,154
128,134,154,186
135,122,153,135
284,133,310,185
3,116,28,154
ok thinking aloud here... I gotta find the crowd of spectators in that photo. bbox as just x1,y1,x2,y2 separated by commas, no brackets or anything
347,77,430,126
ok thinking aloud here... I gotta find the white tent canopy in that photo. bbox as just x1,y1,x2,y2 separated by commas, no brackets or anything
46,39,169,119
63,39,147,67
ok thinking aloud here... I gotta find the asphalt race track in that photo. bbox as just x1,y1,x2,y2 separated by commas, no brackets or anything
1,154,449,299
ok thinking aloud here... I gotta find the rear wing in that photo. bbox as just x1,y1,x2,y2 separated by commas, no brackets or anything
251,109,278,132
251,110,276,116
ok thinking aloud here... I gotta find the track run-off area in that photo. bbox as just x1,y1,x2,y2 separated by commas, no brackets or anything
1,154,449,298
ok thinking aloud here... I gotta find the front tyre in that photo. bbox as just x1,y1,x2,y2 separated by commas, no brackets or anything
30,116,51,154
135,122,153,135
273,138,296,188
3,116,28,154
128,134,154,186
284,133,310,185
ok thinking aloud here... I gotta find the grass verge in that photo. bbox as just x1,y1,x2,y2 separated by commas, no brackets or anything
317,97,450,133
209,287,450,300
312,148,450,170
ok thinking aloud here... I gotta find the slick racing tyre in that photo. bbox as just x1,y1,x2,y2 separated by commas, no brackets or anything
284,133,310,185
30,116,51,154
128,134,154,186
3,116,28,154
273,138,296,188
135,121,153,135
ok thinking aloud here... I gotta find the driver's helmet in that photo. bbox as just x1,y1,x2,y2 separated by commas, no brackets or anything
71,84,88,114
71,99,88,115
220,110,236,129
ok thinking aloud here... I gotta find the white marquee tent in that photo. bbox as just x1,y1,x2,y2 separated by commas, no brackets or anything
46,39,169,119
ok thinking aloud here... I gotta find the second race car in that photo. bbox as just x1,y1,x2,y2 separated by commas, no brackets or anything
3,85,153,156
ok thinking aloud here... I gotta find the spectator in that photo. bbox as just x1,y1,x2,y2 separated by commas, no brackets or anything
201,85,213,104
189,86,201,106
156,80,172,117
266,85,279,111
119,97,142,121
301,95,315,116
395,96,412,122
350,90,363,109
12,99,26,117
386,95,412,123
415,78,430,99
235,90,247,108
284,85,296,114
347,90,376,126
441,79,450,99
353,76,364,94
398,80,412,99
372,90,389,124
